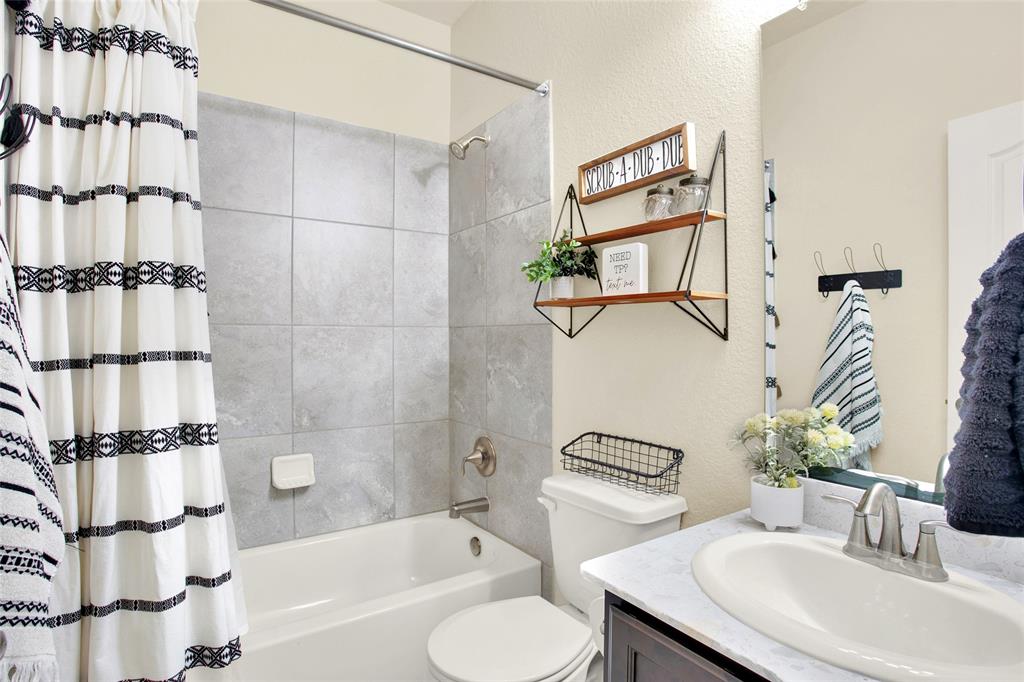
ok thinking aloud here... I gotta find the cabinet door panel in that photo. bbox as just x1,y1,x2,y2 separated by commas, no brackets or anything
607,605,742,682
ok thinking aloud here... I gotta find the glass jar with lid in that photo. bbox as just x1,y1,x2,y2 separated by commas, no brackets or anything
642,184,675,222
672,174,710,215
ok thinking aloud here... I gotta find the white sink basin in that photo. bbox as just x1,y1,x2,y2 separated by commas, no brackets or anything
692,532,1024,681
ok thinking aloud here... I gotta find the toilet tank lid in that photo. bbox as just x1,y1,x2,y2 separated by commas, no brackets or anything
541,473,687,524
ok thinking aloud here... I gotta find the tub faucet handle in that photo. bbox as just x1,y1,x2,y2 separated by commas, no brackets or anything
462,451,483,475
462,436,497,477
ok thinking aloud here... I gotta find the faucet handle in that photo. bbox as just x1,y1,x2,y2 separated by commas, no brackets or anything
461,451,482,476
821,493,857,508
919,519,985,543
821,494,874,552
461,437,497,477
919,519,952,535
912,519,955,581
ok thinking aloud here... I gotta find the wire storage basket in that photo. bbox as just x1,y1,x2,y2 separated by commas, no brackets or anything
560,432,684,495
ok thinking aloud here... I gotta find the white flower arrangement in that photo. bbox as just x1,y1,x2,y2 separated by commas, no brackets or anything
736,403,855,488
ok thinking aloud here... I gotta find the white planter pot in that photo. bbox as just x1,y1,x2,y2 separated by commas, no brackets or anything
749,475,804,531
549,277,574,300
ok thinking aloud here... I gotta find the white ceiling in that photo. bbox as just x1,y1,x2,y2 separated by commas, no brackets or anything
381,0,475,26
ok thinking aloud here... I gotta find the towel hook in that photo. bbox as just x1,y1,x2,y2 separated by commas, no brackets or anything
873,242,891,294
843,246,857,274
872,242,888,270
814,251,829,299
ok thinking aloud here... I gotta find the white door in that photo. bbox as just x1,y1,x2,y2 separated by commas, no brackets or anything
947,101,1024,450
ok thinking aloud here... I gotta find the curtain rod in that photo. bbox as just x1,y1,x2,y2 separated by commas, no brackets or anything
248,0,548,94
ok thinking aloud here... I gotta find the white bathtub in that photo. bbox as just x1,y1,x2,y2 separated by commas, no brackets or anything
194,511,540,681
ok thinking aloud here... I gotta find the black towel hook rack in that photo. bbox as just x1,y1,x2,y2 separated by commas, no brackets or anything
816,243,903,296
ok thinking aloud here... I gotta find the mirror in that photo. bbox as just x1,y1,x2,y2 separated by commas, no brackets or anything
760,1,1024,503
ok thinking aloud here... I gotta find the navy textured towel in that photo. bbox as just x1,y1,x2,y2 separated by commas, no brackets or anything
945,233,1024,537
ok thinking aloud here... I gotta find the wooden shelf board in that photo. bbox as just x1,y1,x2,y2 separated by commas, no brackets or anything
567,210,726,247
535,290,728,308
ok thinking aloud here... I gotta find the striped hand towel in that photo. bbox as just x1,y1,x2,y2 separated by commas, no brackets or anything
812,280,882,469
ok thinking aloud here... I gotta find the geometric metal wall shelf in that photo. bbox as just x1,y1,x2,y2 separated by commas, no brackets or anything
533,130,730,340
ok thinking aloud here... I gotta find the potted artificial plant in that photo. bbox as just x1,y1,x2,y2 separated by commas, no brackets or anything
736,404,854,530
521,230,598,300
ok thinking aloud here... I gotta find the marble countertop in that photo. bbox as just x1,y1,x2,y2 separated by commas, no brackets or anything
580,511,1024,682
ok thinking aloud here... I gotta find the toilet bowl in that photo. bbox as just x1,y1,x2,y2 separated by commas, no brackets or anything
428,474,686,682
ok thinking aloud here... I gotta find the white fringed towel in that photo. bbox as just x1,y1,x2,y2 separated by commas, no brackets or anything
812,280,882,468
0,234,64,682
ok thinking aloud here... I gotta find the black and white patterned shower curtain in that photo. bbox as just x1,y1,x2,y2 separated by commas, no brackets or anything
8,1,246,678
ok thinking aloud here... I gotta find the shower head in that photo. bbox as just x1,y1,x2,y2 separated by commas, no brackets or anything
449,135,489,160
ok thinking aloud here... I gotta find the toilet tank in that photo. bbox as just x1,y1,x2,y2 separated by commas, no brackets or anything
540,473,687,612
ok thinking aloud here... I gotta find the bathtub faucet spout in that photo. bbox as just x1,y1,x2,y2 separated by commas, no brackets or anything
449,497,489,519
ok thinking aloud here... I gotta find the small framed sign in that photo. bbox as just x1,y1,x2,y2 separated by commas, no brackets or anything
578,123,695,205
602,243,649,295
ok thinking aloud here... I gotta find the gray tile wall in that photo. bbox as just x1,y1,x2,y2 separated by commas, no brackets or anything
448,91,555,589
200,89,554,576
200,92,451,549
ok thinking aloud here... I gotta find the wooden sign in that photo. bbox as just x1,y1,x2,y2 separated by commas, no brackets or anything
578,123,695,205
602,243,649,295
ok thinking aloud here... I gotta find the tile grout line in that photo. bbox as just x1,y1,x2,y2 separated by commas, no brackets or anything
446,148,455,510
481,138,490,504
392,134,397,519
451,321,550,330
218,417,453,443
290,110,297,539
444,147,452,509
209,322,451,329
449,418,552,453
205,203,448,238
449,195,553,236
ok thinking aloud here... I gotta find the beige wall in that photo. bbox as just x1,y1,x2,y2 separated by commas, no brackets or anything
197,0,451,143
196,0,1011,520
452,0,793,526
763,1,1024,482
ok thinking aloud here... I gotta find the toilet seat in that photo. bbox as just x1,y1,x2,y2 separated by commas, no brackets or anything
428,643,597,682
428,596,595,682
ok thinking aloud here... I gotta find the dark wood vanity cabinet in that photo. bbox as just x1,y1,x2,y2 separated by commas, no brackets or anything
604,593,767,682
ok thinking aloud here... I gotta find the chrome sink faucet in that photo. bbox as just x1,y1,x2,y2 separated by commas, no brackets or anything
824,482,957,582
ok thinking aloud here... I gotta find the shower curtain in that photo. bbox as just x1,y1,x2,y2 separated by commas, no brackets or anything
8,1,246,679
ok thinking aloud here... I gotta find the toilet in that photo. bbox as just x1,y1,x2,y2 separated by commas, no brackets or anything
427,473,687,682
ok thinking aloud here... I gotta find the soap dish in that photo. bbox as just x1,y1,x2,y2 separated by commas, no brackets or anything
271,453,315,490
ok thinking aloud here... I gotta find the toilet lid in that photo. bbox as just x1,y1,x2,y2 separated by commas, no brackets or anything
428,596,593,682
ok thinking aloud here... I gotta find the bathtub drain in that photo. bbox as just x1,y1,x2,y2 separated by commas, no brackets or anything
470,536,482,556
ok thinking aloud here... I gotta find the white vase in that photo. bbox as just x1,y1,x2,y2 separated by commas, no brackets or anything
749,474,804,531
549,276,574,300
